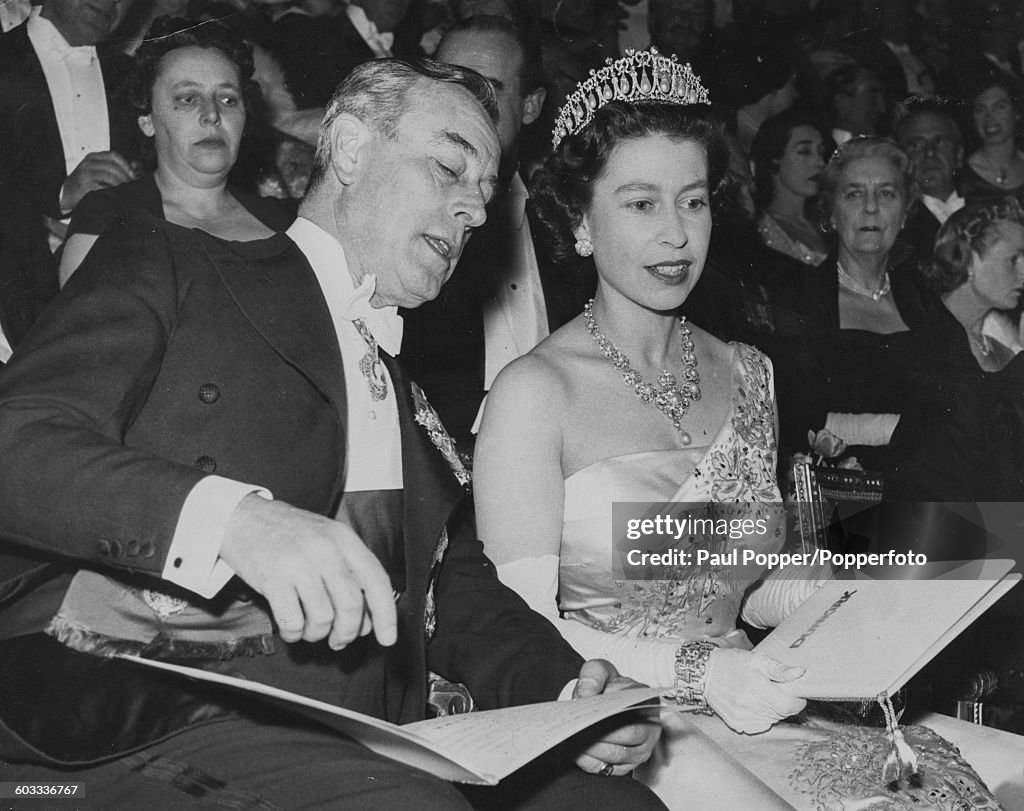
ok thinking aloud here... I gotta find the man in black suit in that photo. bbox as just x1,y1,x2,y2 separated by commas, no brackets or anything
895,101,964,260
0,0,138,350
826,63,890,146
269,0,423,110
0,58,663,810
403,15,593,450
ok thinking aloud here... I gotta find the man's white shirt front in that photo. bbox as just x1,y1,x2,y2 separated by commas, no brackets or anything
27,7,109,181
473,172,549,433
922,190,965,225
163,219,403,597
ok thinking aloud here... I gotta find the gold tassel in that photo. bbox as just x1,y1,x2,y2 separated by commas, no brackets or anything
879,692,918,785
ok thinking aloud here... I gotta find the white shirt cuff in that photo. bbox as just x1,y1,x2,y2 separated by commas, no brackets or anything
162,475,272,599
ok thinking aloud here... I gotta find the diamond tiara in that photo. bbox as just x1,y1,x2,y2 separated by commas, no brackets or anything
551,47,711,150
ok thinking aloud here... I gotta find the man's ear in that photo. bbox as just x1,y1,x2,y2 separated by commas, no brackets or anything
521,86,547,127
137,114,154,138
328,113,374,185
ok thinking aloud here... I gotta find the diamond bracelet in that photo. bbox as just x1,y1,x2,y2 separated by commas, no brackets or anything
674,640,716,714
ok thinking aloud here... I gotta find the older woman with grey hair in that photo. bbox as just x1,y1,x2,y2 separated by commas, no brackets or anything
771,137,949,475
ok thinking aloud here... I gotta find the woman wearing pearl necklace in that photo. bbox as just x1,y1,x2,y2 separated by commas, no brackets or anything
771,137,950,476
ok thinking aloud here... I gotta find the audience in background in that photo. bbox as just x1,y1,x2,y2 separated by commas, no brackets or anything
892,197,1024,500
59,17,293,285
771,138,945,467
402,13,591,451
750,107,830,267
0,0,140,355
1,0,1023,734
825,64,888,145
894,99,964,259
646,0,714,65
960,71,1024,205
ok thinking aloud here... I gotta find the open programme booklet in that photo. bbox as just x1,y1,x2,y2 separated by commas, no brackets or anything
754,558,1020,701
118,655,662,785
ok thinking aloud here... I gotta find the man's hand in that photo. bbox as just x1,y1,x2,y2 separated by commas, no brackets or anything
220,495,398,649
60,151,138,213
571,660,661,776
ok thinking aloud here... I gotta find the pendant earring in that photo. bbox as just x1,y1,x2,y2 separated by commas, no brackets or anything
574,238,594,257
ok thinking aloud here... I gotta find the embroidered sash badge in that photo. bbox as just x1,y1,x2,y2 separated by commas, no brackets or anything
411,382,471,487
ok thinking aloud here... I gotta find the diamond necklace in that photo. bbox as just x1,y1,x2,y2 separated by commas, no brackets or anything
583,300,701,444
837,260,891,301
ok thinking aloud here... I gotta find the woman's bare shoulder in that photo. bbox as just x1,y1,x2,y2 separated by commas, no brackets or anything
688,320,735,366
494,315,589,394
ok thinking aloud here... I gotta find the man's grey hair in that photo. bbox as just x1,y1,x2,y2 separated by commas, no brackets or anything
307,58,499,192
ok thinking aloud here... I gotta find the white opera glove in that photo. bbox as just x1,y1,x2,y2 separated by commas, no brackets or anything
741,562,833,629
825,412,900,447
703,648,807,734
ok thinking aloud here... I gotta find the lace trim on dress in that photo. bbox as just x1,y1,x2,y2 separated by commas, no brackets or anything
694,343,779,503
566,344,785,642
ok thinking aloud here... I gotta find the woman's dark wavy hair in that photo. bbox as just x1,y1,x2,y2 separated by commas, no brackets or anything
963,69,1024,149
749,107,829,209
529,100,729,266
964,70,1023,119
123,17,261,166
922,196,1024,294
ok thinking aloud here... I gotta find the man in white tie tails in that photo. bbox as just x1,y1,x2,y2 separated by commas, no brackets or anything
0,57,663,810
403,14,595,449
0,0,138,358
895,100,965,259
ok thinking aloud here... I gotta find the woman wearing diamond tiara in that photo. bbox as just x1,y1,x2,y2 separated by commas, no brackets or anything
474,49,825,743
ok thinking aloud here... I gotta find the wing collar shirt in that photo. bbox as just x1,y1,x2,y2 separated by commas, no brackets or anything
162,218,404,598
922,190,965,226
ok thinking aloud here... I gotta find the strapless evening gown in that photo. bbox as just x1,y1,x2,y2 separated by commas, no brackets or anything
558,343,787,645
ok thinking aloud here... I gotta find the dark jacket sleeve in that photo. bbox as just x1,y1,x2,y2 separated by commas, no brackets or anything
66,177,163,239
886,322,1024,502
427,502,584,710
0,216,206,574
769,261,834,451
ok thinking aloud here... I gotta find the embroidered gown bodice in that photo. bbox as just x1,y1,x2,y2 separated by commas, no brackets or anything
559,342,786,642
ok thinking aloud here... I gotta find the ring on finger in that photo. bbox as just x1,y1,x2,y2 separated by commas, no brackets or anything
598,763,615,777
